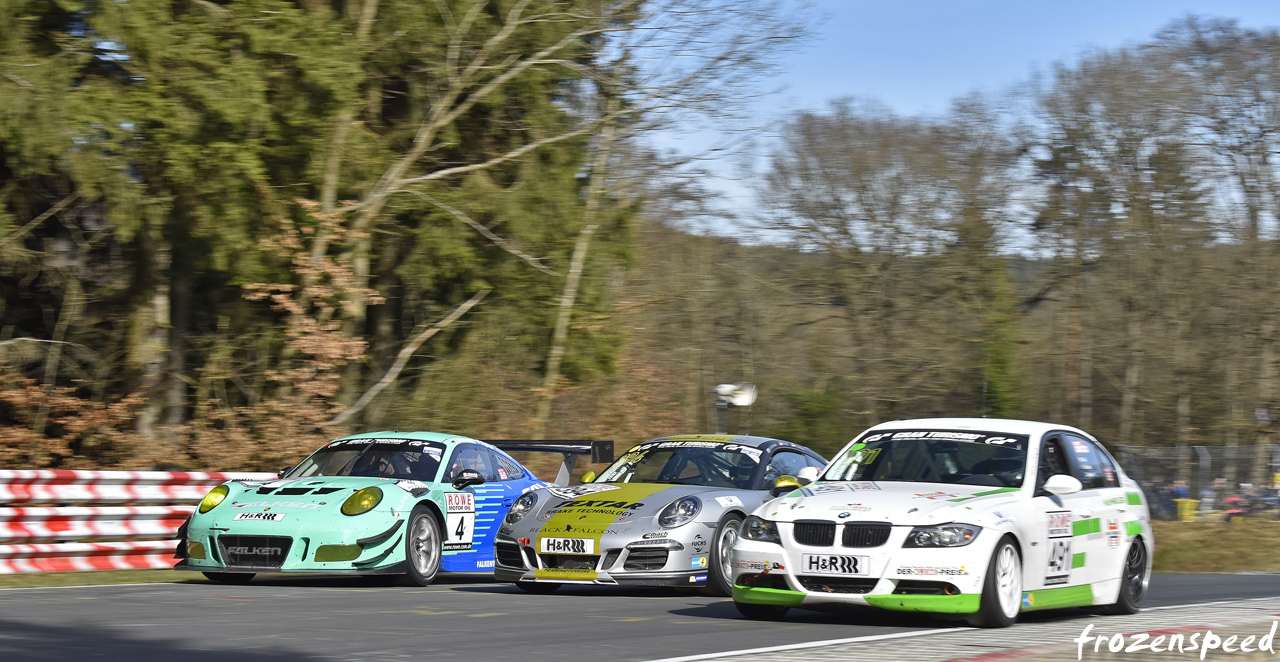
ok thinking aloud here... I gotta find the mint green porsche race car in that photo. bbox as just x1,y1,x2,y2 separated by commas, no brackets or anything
175,432,605,585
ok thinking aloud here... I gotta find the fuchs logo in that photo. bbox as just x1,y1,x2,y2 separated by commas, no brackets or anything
225,546,282,556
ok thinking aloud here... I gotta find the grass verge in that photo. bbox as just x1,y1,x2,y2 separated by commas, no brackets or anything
0,569,193,589
1152,519,1280,572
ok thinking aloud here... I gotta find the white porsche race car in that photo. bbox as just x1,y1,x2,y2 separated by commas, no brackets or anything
730,418,1152,627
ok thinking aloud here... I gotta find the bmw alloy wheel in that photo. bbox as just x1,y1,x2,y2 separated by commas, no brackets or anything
995,543,1022,619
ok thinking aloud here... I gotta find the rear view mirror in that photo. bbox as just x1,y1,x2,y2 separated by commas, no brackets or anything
452,469,485,491
277,466,293,478
770,475,801,497
1043,473,1083,496
579,470,596,484
796,466,819,485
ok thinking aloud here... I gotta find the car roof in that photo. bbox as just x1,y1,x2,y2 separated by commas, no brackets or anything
858,417,1094,441
644,434,823,457
332,430,478,444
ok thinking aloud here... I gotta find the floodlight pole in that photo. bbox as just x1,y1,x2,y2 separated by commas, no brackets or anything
716,402,730,435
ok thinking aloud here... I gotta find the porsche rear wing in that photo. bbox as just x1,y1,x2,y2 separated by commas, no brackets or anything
483,440,614,486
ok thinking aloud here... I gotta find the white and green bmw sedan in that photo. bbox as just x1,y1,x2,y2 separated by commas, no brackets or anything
730,418,1152,627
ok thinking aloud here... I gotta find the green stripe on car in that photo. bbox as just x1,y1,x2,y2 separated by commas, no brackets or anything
1022,584,1094,611
1073,518,1100,536
1071,552,1086,569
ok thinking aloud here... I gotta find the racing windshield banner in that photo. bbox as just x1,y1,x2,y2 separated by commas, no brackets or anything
858,430,1029,452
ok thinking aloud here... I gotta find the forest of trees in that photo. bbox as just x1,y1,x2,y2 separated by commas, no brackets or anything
2,6,1278,482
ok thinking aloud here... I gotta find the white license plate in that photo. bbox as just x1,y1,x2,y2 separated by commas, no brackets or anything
802,553,870,575
540,537,595,555
233,512,286,522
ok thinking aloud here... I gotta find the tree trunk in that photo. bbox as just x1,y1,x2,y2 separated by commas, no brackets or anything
134,240,171,443
532,106,619,439
1118,317,1142,445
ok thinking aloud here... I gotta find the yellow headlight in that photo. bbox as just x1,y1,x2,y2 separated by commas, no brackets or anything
341,487,383,516
187,541,207,559
199,485,229,514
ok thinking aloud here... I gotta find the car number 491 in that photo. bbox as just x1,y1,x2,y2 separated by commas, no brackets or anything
802,554,870,575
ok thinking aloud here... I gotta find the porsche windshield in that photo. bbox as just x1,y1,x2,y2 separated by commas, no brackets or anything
823,430,1028,488
597,441,763,488
288,438,446,481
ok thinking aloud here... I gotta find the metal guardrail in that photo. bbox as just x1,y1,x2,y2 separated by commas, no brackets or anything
0,470,273,574
1115,444,1280,520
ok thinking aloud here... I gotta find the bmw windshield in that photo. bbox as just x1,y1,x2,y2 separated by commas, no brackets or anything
823,430,1028,488
287,438,446,481
597,440,764,488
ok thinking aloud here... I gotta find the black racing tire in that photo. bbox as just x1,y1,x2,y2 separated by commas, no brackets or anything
967,536,1022,628
705,513,745,597
1100,539,1147,615
515,581,561,594
405,506,443,586
734,601,789,620
202,572,254,584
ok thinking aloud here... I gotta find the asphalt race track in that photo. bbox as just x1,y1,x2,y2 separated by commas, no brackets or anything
2,573,1279,661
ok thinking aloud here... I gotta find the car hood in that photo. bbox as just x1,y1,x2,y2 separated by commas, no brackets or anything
523,482,728,528
764,480,1023,526
215,475,436,518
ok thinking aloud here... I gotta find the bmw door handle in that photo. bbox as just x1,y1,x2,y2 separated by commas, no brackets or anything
503,499,514,507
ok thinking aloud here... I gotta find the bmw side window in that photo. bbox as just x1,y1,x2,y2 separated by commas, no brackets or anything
1038,438,1071,489
1070,435,1111,486
489,451,525,481
763,451,808,485
1065,437,1116,489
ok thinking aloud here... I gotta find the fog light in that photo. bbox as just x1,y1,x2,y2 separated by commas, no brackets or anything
315,544,362,562
187,541,206,560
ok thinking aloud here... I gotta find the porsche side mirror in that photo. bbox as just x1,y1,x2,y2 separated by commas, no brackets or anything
1043,473,1083,496
796,466,820,485
579,470,597,484
452,469,485,491
277,466,293,478
770,475,802,497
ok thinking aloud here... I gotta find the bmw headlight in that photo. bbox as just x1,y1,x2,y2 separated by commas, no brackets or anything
198,485,229,514
658,496,701,528
903,524,981,548
341,487,383,516
740,515,780,544
505,492,539,524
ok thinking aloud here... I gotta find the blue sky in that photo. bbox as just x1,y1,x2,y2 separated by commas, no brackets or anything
766,0,1280,118
686,0,1280,230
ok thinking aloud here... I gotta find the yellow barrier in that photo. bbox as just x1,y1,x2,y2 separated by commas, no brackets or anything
1174,498,1199,522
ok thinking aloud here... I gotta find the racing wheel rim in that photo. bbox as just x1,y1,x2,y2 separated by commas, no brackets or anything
717,520,739,583
994,543,1021,619
410,514,440,575
1122,541,1146,604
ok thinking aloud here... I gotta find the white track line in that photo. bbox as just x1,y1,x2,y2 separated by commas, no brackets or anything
643,596,1280,662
